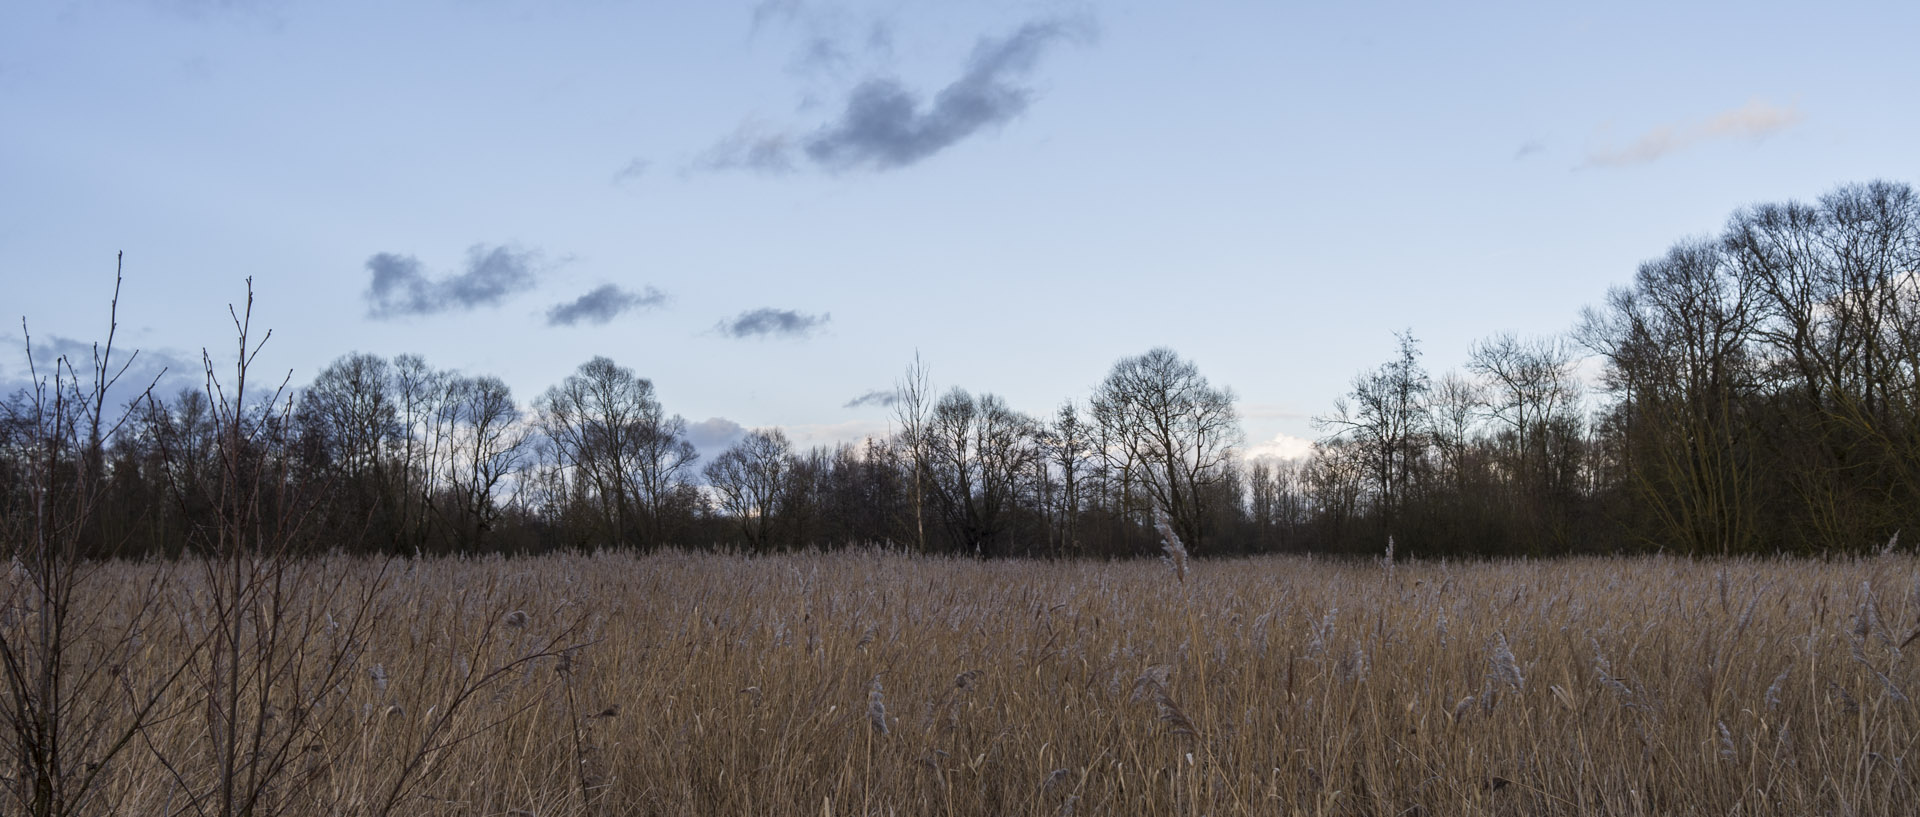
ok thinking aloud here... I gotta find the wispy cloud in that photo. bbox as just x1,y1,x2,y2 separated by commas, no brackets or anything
703,16,1092,174
843,389,897,409
698,122,799,174
1584,99,1803,168
612,158,650,185
365,244,541,319
716,308,830,339
750,0,803,34
546,284,667,327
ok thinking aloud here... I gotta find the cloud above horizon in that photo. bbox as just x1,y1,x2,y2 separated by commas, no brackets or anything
717,307,831,339
0,332,202,410
1246,432,1315,463
1585,99,1803,168
365,244,540,319
843,388,897,408
546,284,667,326
702,16,1091,174
684,416,748,458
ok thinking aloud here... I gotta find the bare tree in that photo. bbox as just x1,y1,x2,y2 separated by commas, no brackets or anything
1427,370,1485,490
1091,348,1241,551
704,429,793,550
439,375,526,550
302,352,398,547
1314,331,1430,533
537,357,654,548
1578,241,1761,554
537,357,696,549
1468,333,1585,546
632,412,698,546
390,354,452,550
0,259,184,817
892,354,933,553
1724,181,1920,546
1036,401,1091,556
922,389,1038,556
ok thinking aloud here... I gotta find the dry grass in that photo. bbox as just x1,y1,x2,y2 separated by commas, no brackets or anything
17,550,1920,816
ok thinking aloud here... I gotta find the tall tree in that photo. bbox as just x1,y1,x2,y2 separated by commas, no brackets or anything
438,375,525,550
537,356,686,549
704,428,793,550
1037,401,1091,556
1091,348,1241,551
892,354,933,553
922,389,1038,556
1578,241,1761,554
1314,332,1430,535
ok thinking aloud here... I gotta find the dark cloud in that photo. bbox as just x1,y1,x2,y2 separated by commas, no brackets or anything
843,389,898,409
364,244,540,319
1,333,201,413
803,18,1089,171
546,284,667,327
684,416,748,459
701,16,1091,175
717,308,830,339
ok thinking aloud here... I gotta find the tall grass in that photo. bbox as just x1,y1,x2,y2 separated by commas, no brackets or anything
10,549,1920,815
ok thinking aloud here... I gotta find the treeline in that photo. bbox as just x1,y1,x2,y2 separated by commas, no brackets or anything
3,180,1916,558
1289,180,1919,556
0,344,1243,559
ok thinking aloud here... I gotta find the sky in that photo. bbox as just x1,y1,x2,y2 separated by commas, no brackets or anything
3,0,1915,461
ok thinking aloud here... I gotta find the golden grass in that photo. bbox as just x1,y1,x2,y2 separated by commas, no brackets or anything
22,550,1920,816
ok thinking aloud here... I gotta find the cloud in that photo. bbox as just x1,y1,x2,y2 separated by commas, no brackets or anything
684,416,747,458
864,20,894,57
1584,99,1803,168
0,333,202,413
697,122,800,174
1238,403,1311,422
702,16,1092,175
843,388,898,409
795,36,851,75
1246,432,1315,463
1513,139,1545,160
803,18,1088,171
612,158,650,185
750,0,803,33
546,284,667,327
781,418,894,451
717,308,830,339
365,244,541,319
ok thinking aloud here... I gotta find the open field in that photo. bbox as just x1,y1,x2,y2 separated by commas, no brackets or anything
13,550,1920,816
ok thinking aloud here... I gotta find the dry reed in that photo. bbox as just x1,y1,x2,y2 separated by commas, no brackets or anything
14,549,1920,816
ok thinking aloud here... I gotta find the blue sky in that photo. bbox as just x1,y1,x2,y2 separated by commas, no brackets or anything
3,0,1914,458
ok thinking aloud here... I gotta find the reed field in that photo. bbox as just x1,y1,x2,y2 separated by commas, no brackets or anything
13,550,1920,816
